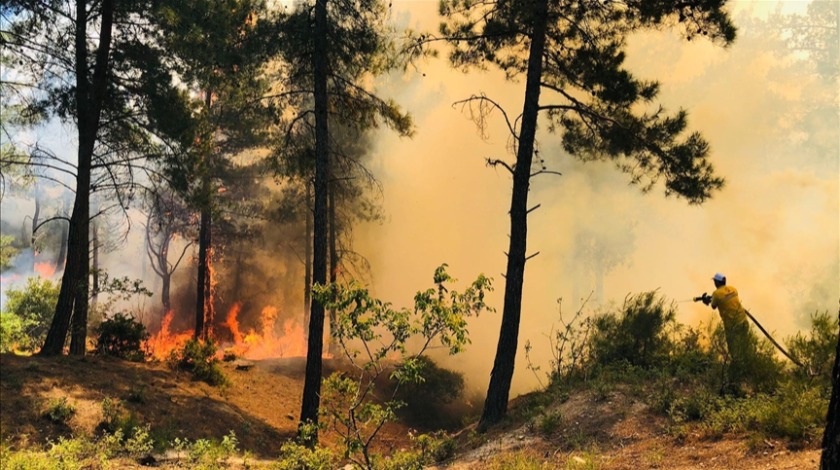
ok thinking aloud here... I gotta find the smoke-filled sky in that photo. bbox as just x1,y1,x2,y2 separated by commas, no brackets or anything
356,0,839,395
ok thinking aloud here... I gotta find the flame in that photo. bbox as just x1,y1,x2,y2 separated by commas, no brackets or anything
143,304,324,362
34,262,57,278
145,311,194,361
225,305,314,360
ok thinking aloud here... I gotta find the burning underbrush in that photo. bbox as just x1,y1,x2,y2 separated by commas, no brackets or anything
143,303,315,362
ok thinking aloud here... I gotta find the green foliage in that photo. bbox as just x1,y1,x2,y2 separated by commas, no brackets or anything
167,339,228,387
313,264,492,469
43,396,75,424
536,409,563,436
787,311,838,382
273,441,337,470
0,312,29,354
94,313,149,362
439,0,736,203
0,277,59,352
698,382,827,442
391,355,466,429
590,291,676,369
172,432,239,470
0,235,19,271
486,449,554,469
98,397,141,439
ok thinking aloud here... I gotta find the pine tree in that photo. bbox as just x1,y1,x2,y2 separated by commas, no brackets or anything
439,0,736,429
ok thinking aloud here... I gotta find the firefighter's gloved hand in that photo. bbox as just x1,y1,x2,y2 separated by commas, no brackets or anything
701,294,711,306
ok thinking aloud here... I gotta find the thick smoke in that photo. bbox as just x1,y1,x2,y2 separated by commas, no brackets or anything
355,0,839,396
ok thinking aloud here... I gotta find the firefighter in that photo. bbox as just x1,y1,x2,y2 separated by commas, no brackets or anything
701,273,755,393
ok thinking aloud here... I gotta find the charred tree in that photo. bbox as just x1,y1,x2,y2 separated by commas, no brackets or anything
821,307,840,469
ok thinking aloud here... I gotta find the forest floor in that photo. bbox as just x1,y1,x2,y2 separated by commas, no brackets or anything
0,353,821,469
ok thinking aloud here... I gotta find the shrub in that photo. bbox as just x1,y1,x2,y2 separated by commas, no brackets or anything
589,291,676,369
43,396,75,424
167,339,228,386
787,311,838,383
273,441,337,470
391,356,466,429
172,432,239,470
0,312,29,353
94,313,149,362
0,278,59,352
99,397,141,437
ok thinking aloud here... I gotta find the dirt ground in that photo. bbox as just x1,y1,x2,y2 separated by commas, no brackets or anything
431,388,821,470
0,354,411,459
0,354,822,469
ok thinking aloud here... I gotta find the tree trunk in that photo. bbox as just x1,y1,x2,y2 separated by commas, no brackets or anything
56,215,69,270
29,195,40,272
162,272,172,313
327,179,340,356
304,183,313,321
299,0,330,445
820,308,840,469
195,206,211,339
91,219,99,305
41,0,114,356
478,0,548,431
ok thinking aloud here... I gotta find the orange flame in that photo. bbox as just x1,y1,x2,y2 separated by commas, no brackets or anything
145,311,194,360
143,304,323,362
34,262,57,279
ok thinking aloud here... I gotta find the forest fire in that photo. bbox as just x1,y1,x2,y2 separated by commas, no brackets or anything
145,311,194,360
144,304,312,361
33,262,57,278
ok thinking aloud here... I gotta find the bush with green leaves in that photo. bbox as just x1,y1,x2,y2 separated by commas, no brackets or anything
1,427,153,470
389,355,466,430
0,277,59,352
589,291,677,369
167,338,228,386
98,397,142,439
698,381,827,442
314,264,492,469
273,441,337,470
172,432,239,470
787,310,838,384
94,313,149,361
43,396,76,424
0,235,19,271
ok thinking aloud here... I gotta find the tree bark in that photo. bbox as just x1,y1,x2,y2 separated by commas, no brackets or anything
478,0,548,430
820,307,840,469
299,0,330,445
91,219,99,304
41,0,114,356
304,183,313,323
327,178,340,356
56,219,68,270
195,206,211,339
30,195,40,272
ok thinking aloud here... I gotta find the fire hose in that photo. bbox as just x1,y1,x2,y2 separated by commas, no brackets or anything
693,293,813,374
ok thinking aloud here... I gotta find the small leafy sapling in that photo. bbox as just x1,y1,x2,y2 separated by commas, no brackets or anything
312,264,493,469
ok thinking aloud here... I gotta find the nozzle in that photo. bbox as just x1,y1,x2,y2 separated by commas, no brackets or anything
693,293,711,304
